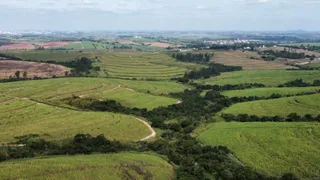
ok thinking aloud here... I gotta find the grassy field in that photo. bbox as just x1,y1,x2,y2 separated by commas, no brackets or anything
222,87,320,97
210,50,293,70
0,78,186,109
197,122,320,179
0,95,150,143
282,42,320,46
92,88,178,110
221,94,320,117
197,70,320,87
0,153,174,180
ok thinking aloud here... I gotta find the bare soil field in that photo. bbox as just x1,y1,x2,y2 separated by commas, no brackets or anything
0,60,69,78
33,42,72,49
0,42,35,50
0,42,74,50
210,50,295,70
118,40,140,45
146,42,173,48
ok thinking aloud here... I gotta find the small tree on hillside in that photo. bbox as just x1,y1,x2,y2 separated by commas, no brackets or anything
15,71,20,79
23,71,27,79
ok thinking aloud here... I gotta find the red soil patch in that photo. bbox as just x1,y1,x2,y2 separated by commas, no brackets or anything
0,42,73,50
146,42,173,48
0,60,70,78
33,42,72,49
0,42,35,50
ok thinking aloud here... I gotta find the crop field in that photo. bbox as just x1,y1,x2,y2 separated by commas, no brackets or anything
210,50,294,70
197,70,320,86
0,153,174,180
222,86,320,97
0,95,150,143
0,78,187,109
92,88,178,110
222,94,320,117
197,122,320,179
94,52,201,79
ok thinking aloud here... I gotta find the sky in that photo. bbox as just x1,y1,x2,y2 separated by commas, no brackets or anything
0,0,319,31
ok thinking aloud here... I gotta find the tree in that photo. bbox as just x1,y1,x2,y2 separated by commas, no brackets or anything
15,71,20,79
23,71,27,79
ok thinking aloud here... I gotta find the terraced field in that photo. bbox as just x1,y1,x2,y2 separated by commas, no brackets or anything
210,50,294,70
197,122,320,179
95,52,193,79
0,95,150,143
222,87,320,97
197,70,320,86
222,94,320,117
0,153,174,180
0,78,186,109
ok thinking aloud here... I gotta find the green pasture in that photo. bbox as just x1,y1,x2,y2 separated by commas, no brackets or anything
0,78,187,109
197,70,320,87
221,94,320,117
197,122,320,179
222,87,320,97
0,96,150,143
0,153,173,180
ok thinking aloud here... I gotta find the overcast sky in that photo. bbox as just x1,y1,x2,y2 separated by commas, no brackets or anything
0,0,319,31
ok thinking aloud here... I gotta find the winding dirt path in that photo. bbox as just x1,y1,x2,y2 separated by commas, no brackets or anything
136,118,156,141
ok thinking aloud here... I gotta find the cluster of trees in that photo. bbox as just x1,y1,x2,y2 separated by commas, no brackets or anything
44,57,94,76
259,49,306,60
230,91,319,103
222,113,320,122
195,83,265,91
171,52,214,63
113,45,132,49
184,63,242,79
0,134,128,161
0,53,22,60
278,79,320,87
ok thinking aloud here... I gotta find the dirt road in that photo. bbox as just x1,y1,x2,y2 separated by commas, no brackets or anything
137,118,156,141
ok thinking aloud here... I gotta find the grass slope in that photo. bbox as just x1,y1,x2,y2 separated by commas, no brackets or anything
197,70,320,87
222,94,320,117
197,122,320,179
92,88,178,110
222,87,320,97
0,96,150,143
0,78,186,109
0,153,173,180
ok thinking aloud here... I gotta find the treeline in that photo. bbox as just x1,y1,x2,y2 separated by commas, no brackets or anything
113,45,132,49
282,44,320,52
259,49,305,60
0,53,22,60
278,79,320,87
184,63,242,79
172,52,214,63
195,83,265,91
222,113,320,122
43,57,94,76
229,91,319,103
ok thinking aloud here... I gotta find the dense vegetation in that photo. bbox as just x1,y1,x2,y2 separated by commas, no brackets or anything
222,113,320,122
172,52,214,63
184,63,242,79
279,79,320,87
259,49,306,60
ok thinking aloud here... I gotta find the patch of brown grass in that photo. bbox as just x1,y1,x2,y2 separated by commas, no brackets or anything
0,60,69,78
